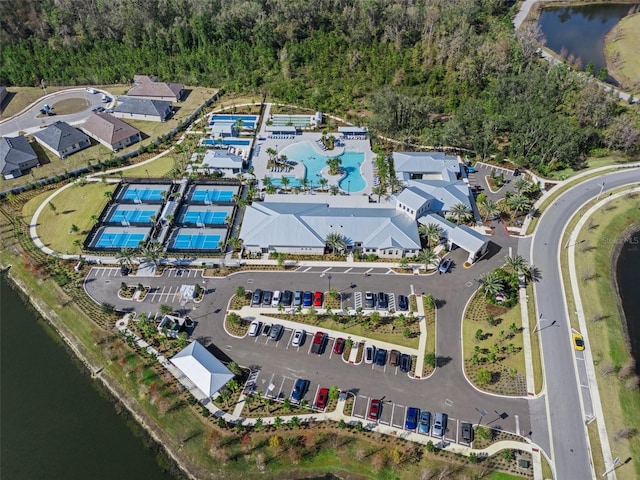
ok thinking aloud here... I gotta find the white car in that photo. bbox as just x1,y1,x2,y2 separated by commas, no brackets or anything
291,329,305,347
248,320,262,337
272,290,282,307
364,344,376,364
86,87,97,94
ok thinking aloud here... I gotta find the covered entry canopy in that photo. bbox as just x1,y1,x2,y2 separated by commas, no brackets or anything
170,341,234,397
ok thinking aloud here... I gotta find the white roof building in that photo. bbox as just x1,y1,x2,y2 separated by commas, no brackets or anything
407,180,472,214
418,213,488,263
393,151,461,182
170,341,234,398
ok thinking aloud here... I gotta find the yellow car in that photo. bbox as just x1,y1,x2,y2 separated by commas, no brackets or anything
572,333,585,351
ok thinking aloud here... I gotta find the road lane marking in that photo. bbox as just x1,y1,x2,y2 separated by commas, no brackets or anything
344,267,352,273
515,415,519,435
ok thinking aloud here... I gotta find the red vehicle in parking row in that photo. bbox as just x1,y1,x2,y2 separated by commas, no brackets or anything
311,331,328,354
315,387,329,410
313,291,323,307
368,399,381,420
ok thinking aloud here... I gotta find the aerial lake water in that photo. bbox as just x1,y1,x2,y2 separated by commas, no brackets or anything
615,229,640,376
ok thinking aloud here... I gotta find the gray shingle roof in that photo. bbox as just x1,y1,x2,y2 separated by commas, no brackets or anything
128,75,183,100
32,121,90,152
114,97,172,117
81,113,140,146
0,136,37,174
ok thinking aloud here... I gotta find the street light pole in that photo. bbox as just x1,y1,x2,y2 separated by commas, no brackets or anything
601,457,620,477
348,180,350,195
596,182,605,202
327,274,332,292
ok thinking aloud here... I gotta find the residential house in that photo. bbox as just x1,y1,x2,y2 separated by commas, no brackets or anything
127,75,184,102
32,121,91,158
80,113,141,151
0,136,39,179
113,97,173,123
393,151,461,182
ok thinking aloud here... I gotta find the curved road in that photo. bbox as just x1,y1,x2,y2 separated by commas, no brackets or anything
0,88,111,137
530,168,640,480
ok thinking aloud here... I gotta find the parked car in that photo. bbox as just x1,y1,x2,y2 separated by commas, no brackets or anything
120,265,130,276
399,353,412,372
282,290,293,307
572,332,585,351
364,291,375,308
291,329,306,347
364,344,376,364
248,320,262,337
262,290,273,306
302,291,313,307
271,290,282,307
464,164,476,173
86,87,97,94
438,258,452,274
418,411,431,434
293,290,303,307
432,412,447,437
261,323,272,337
368,399,381,420
333,337,345,355
375,348,387,366
290,378,310,403
389,350,400,367
315,387,329,410
513,168,521,176
251,289,263,305
311,331,328,354
397,295,409,311
313,291,323,307
269,324,284,341
461,422,474,443
405,407,420,430
377,292,388,309
91,106,105,113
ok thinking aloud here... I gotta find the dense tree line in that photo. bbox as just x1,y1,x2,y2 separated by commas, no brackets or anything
1,0,638,171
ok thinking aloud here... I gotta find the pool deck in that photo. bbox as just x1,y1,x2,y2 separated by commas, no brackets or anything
251,103,375,194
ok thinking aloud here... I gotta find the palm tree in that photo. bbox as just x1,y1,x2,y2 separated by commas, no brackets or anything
504,254,527,274
479,271,503,298
117,247,137,268
139,241,163,266
479,199,499,222
449,203,471,224
416,248,438,271
280,176,290,191
227,237,243,252
266,184,277,194
325,232,346,254
300,177,310,191
262,176,272,189
506,193,531,215
326,157,342,175
372,184,387,202
520,264,542,283
513,178,531,195
318,178,328,190
266,147,276,163
418,223,443,248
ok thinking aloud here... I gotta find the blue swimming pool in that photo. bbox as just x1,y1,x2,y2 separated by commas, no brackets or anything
210,114,258,129
95,232,146,248
200,138,251,146
181,211,227,225
172,233,221,250
121,188,165,202
109,209,156,224
277,142,367,192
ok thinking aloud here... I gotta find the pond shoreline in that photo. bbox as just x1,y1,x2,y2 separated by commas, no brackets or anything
604,12,640,95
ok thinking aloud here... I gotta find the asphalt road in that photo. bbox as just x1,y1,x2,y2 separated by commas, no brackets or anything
0,88,110,137
530,170,640,480
85,224,534,440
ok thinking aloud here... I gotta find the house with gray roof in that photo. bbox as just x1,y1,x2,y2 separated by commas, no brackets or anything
418,213,488,264
113,97,172,122
80,113,141,151
240,195,421,258
407,180,472,216
393,151,461,182
394,186,434,220
32,121,91,158
128,75,184,102
0,136,39,179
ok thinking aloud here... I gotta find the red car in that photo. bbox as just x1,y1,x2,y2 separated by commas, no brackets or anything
313,291,323,307
333,337,345,355
315,387,329,410
368,399,381,420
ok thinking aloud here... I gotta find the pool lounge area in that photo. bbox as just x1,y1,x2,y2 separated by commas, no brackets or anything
167,227,228,251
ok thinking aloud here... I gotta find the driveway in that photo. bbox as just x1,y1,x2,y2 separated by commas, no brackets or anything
85,226,534,441
469,162,520,203
0,88,112,137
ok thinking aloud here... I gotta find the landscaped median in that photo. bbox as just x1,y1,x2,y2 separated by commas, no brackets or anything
560,189,640,480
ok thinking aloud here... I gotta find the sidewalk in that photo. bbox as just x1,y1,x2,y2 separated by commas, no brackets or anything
519,288,536,396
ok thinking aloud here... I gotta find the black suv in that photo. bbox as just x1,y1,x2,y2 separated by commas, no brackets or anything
399,353,412,372
461,422,474,443
377,292,388,309
282,290,293,307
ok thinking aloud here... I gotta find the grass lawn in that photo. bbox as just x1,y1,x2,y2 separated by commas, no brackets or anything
423,296,437,376
525,283,544,394
36,182,115,254
543,155,631,181
49,97,90,115
559,191,640,480
605,13,640,95
21,189,54,223
120,154,176,178
463,293,528,396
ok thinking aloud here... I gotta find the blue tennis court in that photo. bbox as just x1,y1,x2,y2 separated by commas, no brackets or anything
121,188,165,202
191,189,234,203
95,232,146,248
172,233,221,250
182,211,227,224
110,209,156,224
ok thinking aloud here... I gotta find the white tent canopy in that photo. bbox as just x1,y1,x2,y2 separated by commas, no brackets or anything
170,341,234,397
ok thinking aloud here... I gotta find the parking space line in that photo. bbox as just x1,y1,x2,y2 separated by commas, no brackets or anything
307,341,314,355
312,384,320,407
303,267,312,272
344,267,352,273
277,377,287,399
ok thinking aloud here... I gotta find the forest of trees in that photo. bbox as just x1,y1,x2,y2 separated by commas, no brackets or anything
1,0,638,172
